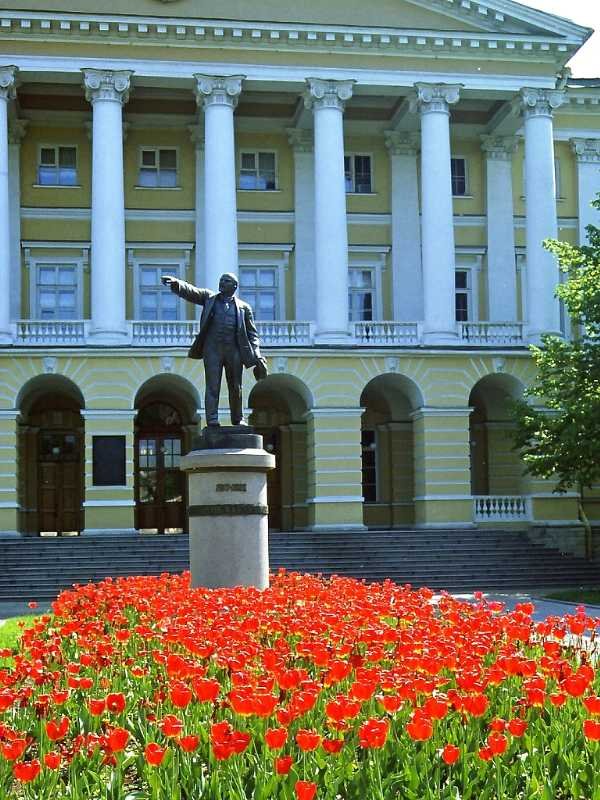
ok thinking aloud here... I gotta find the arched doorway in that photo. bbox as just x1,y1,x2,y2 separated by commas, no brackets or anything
360,374,423,528
17,377,85,536
469,375,526,497
134,377,199,534
248,375,311,531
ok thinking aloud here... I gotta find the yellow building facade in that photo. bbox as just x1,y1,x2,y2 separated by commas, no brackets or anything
0,0,599,536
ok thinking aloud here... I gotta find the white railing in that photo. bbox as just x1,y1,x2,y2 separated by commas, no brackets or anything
131,321,196,347
256,321,313,346
460,322,525,346
354,321,420,346
15,320,86,345
473,495,531,523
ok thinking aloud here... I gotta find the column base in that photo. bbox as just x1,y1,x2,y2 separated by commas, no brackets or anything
422,329,459,346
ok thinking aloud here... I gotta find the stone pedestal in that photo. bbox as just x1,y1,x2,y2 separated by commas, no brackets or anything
180,426,275,590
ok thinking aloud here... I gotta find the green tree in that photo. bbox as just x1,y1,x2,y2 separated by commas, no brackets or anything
512,198,600,557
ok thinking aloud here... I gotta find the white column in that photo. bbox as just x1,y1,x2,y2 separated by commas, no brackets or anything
481,135,518,322
83,69,132,343
194,75,243,292
520,88,565,342
570,139,600,245
305,78,354,343
189,126,206,289
287,129,315,321
0,66,17,343
414,83,461,344
8,119,25,323
384,131,423,322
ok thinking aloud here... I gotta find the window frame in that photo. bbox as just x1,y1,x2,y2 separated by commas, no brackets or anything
450,156,469,198
137,146,180,190
237,265,281,322
35,144,79,188
132,258,184,321
344,152,375,194
238,150,279,192
348,247,387,321
29,256,84,320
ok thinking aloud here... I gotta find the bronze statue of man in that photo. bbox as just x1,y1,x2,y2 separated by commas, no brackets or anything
161,272,267,427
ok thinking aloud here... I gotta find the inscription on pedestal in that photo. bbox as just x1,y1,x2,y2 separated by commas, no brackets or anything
216,483,248,492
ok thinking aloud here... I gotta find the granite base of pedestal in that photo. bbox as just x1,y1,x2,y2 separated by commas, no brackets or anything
180,426,275,590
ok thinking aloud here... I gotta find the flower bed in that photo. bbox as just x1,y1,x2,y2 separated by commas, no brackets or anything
0,571,599,799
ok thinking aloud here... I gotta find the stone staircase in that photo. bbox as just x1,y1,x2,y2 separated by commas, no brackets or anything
0,530,598,602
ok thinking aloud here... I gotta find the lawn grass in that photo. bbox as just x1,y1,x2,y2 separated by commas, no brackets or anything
544,589,600,605
0,615,40,664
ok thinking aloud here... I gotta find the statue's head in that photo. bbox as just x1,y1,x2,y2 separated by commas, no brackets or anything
219,273,238,297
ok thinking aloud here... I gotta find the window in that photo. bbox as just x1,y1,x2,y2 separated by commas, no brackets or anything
138,264,179,320
451,158,468,196
239,267,278,321
35,264,78,319
361,429,377,503
455,269,471,322
349,268,374,321
139,148,178,188
344,154,372,193
239,152,277,190
37,146,77,186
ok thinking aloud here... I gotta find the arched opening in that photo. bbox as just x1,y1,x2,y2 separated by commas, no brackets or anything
360,374,423,529
468,374,526,497
17,376,85,536
248,375,312,531
134,376,199,534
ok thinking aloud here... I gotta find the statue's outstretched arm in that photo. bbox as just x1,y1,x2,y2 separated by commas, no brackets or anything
161,275,210,306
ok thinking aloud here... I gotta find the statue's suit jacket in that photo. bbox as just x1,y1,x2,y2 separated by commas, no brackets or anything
173,280,262,367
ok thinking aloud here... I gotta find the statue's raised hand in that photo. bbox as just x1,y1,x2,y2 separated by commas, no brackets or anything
161,275,180,292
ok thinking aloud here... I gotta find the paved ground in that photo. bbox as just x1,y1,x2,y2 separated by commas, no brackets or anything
1,591,599,627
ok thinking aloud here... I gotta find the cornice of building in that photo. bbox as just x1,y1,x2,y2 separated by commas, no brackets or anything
0,9,584,62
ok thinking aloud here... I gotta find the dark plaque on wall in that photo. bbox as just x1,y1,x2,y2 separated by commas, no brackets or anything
92,436,126,486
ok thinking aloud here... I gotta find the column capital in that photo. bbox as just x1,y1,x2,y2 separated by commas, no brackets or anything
8,119,27,145
286,128,313,153
413,83,461,116
480,134,519,160
570,138,600,164
519,88,565,119
193,74,244,109
82,69,133,105
384,130,419,156
0,66,17,101
304,78,354,112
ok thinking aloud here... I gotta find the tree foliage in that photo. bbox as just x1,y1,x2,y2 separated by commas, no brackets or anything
512,198,600,511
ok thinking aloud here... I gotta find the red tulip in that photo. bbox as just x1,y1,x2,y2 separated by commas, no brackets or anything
178,735,200,752
170,682,192,709
45,716,70,741
584,696,600,715
89,698,106,716
192,677,220,703
44,752,61,769
295,780,317,800
106,693,126,714
441,744,460,765
13,760,41,782
1,738,27,761
358,718,389,749
264,727,287,750
323,738,345,754
145,742,167,766
160,715,184,737
296,729,321,752
107,727,129,753
583,719,600,741
508,718,528,737
406,713,433,741
275,755,293,775
487,732,508,756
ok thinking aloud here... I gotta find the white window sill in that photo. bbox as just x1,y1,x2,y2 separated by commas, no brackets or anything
32,184,82,189
520,196,566,203
346,192,377,196
237,189,281,193
134,186,182,191
453,195,474,199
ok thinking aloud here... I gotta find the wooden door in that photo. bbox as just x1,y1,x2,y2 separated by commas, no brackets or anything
255,427,282,530
136,433,186,533
38,431,82,534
